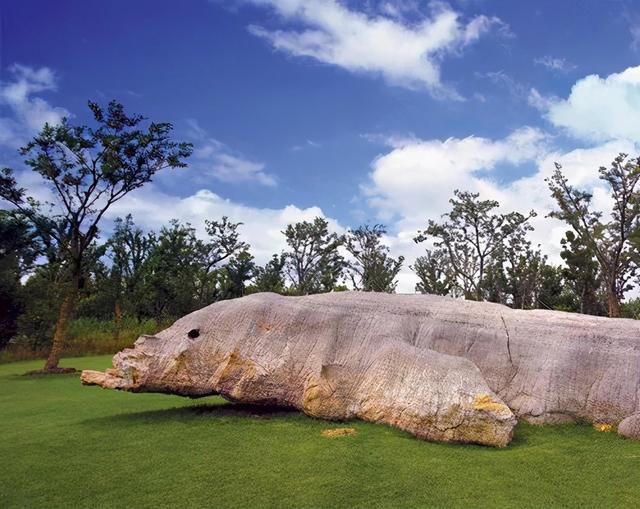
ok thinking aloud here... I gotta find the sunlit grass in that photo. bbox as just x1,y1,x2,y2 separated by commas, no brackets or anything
1,355,639,508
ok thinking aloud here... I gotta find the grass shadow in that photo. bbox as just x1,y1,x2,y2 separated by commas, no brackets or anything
81,401,534,451
4,371,81,382
22,368,79,377
82,402,300,427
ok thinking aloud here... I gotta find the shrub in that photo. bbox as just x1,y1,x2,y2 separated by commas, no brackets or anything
1,316,171,363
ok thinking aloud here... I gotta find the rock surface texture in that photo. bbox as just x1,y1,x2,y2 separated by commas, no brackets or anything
618,414,640,440
82,292,640,447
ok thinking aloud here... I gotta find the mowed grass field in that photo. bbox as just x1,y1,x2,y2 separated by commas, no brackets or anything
1,356,639,508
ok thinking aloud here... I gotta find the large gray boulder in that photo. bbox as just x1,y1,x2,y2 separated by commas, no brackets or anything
82,292,640,446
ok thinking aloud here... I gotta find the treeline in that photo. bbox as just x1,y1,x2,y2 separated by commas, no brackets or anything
413,155,640,318
1,100,639,371
412,188,639,317
0,213,405,350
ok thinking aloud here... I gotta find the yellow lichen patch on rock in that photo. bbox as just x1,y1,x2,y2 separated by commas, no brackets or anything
321,427,356,438
473,394,512,416
594,423,614,432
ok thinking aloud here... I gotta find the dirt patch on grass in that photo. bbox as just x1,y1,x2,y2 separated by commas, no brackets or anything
321,427,357,438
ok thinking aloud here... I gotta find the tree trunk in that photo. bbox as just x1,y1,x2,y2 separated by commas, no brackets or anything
607,277,620,318
607,289,621,318
44,273,79,371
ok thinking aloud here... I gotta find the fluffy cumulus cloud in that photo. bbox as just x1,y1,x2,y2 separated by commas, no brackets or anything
546,65,640,143
108,185,343,265
187,119,277,186
0,64,69,148
247,0,507,98
364,126,549,225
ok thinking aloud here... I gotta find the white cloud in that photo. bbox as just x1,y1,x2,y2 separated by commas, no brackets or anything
480,72,560,112
479,70,528,101
533,56,576,73
291,139,321,151
626,10,640,50
631,24,640,50
0,64,69,148
527,87,557,111
247,0,507,98
364,126,549,223
473,92,487,103
546,65,640,143
7,59,640,299
379,1,420,20
108,185,342,265
196,142,277,186
187,119,277,186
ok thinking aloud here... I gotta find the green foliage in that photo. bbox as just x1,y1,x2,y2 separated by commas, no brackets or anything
0,211,42,348
621,298,640,320
482,230,548,309
0,211,265,355
414,190,536,301
1,355,640,508
250,254,286,294
282,217,344,294
0,273,22,349
560,230,606,315
0,101,193,270
135,217,252,318
142,219,204,318
196,216,250,306
499,234,546,309
412,249,455,296
106,214,156,318
1,318,165,363
535,265,575,312
13,268,62,349
344,224,404,293
220,249,256,299
4,149,640,360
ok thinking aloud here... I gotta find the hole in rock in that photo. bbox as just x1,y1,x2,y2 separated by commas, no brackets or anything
187,328,200,339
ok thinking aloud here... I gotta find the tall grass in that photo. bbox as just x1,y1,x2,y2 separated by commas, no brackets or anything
0,316,171,364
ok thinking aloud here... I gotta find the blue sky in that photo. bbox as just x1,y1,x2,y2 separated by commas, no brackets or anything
3,0,640,291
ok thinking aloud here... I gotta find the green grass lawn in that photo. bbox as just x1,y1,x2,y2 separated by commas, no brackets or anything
1,356,639,508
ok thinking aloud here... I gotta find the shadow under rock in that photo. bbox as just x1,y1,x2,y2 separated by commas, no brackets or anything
81,401,300,427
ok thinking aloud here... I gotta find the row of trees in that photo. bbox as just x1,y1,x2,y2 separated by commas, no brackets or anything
0,213,402,346
1,100,639,372
411,156,640,318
